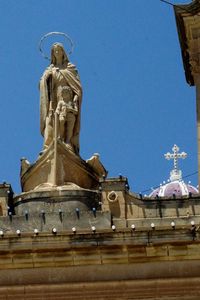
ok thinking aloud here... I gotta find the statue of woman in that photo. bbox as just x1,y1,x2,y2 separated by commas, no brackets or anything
40,43,82,155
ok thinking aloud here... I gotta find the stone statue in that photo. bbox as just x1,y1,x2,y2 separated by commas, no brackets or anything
40,43,82,154
20,35,107,192
56,86,78,145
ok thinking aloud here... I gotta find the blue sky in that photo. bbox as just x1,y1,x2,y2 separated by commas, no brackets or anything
0,0,196,194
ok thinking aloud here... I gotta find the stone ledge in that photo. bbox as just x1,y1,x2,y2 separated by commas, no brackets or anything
1,278,200,299
1,261,200,286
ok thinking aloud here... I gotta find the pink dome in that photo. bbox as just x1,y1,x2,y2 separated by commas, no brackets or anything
149,180,198,198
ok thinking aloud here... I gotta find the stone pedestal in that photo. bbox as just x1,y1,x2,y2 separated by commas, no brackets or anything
12,185,111,231
21,141,105,192
14,185,100,214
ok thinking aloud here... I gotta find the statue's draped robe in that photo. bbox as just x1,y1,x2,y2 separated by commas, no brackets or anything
40,63,82,154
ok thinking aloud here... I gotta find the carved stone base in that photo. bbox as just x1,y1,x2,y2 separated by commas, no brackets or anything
21,141,102,192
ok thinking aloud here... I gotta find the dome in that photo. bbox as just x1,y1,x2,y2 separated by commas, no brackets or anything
149,144,199,198
149,180,198,198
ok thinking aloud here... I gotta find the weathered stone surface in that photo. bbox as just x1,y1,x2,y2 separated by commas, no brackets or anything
14,187,101,213
0,229,199,299
0,278,200,299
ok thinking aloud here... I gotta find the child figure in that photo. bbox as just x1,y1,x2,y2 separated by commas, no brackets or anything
56,86,78,146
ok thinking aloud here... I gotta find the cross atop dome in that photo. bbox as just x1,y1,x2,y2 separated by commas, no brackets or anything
164,144,187,181
149,144,198,198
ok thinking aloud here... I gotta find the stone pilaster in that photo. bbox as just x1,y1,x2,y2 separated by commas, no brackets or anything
174,8,200,190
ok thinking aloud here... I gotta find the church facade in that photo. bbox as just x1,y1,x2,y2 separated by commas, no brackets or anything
0,1,200,299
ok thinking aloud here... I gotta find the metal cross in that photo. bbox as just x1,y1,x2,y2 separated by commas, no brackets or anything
164,144,187,171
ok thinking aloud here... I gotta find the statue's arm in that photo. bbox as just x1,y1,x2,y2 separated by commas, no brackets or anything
73,94,79,113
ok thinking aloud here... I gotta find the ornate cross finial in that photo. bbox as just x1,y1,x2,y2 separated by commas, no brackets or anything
164,144,187,181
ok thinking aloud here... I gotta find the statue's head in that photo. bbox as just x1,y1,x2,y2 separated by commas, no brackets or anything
57,86,73,101
51,43,69,65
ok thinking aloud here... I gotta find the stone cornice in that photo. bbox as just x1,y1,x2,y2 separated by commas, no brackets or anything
174,1,200,85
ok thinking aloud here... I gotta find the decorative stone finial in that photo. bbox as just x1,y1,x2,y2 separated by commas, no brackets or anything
164,144,187,181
